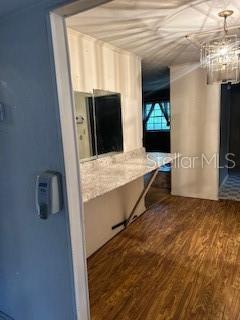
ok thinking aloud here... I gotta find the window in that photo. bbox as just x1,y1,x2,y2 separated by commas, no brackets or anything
145,102,170,131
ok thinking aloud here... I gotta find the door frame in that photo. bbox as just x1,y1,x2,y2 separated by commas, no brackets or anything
49,1,113,319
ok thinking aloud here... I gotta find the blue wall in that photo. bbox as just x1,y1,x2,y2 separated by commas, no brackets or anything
0,1,77,319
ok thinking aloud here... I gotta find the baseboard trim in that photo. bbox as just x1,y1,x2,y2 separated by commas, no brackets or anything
171,191,218,201
219,174,229,188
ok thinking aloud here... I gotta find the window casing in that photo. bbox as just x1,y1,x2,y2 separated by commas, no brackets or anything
144,102,170,131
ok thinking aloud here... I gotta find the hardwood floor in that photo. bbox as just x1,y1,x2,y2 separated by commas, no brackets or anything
145,171,171,207
87,196,240,320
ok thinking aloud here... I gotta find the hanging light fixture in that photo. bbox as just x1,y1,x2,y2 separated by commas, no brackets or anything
200,10,240,84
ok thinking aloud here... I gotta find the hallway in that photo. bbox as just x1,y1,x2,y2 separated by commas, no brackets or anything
87,196,240,320
219,173,240,201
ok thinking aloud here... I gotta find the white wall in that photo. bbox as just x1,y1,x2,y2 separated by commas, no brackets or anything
67,28,145,257
67,28,143,152
170,64,220,200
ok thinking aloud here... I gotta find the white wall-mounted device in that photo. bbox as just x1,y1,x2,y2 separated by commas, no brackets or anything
36,171,63,219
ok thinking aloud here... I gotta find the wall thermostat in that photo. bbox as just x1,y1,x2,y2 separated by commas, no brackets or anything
36,171,63,220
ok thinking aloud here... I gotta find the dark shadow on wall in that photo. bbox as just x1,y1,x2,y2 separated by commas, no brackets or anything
219,84,231,185
0,311,14,320
229,83,240,173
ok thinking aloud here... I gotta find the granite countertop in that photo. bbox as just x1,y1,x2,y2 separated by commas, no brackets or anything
80,150,178,203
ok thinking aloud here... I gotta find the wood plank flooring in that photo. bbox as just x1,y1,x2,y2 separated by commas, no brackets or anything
145,171,171,207
87,196,240,320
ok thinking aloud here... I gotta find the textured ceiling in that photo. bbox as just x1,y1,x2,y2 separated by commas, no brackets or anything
67,0,240,75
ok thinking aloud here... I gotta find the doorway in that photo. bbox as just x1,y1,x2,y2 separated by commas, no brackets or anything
50,1,116,319
51,0,149,317
219,83,240,201
51,2,172,318
142,69,172,207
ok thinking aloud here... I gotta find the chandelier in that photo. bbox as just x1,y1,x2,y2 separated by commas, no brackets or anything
200,10,240,85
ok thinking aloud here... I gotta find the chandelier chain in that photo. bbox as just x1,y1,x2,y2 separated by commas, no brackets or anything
224,16,228,34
